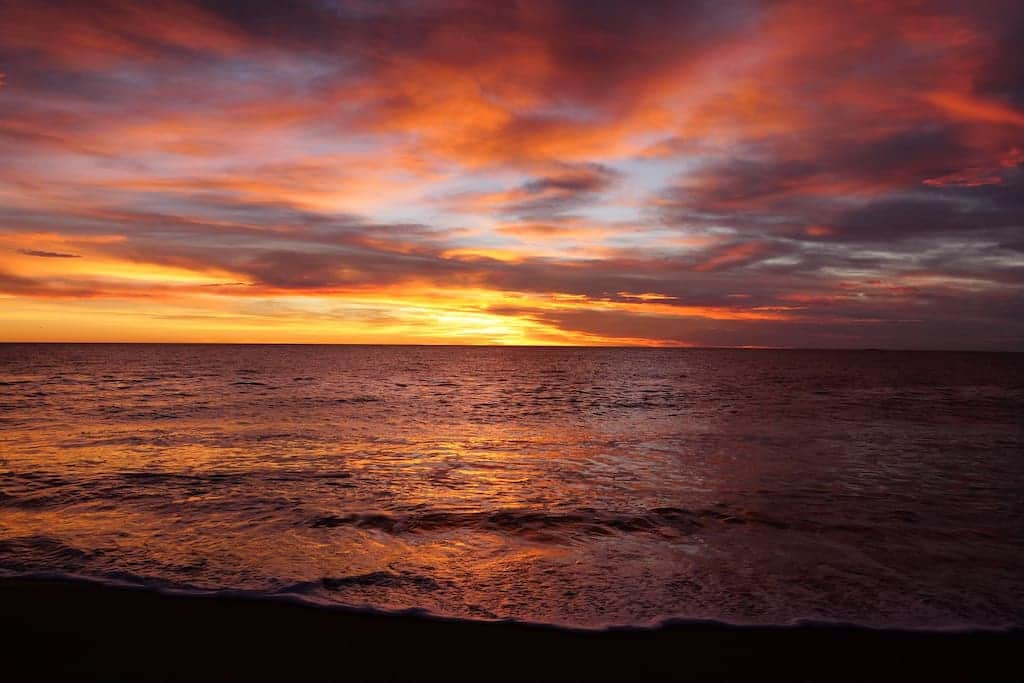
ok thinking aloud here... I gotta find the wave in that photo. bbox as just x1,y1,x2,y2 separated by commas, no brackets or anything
281,570,449,594
0,570,1017,635
306,505,806,537
0,467,357,509
0,536,92,567
308,507,707,536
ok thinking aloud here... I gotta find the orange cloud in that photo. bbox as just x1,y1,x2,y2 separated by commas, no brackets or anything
0,0,250,67
1,1,1022,349
926,92,1024,127
692,242,774,272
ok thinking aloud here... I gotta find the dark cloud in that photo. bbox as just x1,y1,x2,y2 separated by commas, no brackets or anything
1,1,1022,347
17,248,81,258
504,163,620,218
659,144,1024,253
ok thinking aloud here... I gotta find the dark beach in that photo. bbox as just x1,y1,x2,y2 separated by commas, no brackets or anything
2,577,1019,682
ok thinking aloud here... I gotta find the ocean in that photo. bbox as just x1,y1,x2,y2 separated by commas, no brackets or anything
1,344,1021,630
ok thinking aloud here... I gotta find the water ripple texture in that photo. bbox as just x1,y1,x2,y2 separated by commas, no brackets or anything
1,344,1022,629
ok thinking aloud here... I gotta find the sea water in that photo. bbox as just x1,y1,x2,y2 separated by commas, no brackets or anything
1,344,1021,629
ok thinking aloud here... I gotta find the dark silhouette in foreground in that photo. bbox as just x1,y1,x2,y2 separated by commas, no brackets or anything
1,578,1019,682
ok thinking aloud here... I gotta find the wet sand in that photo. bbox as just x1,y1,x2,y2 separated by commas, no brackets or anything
1,577,1019,682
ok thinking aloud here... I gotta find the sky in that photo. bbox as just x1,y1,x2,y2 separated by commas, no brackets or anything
1,0,1022,348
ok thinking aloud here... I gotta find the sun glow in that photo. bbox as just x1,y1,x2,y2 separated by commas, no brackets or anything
0,0,1021,349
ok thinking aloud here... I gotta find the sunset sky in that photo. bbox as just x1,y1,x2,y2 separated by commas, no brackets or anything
1,0,1022,348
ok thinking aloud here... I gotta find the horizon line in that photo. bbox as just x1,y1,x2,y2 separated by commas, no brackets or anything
0,341,1019,353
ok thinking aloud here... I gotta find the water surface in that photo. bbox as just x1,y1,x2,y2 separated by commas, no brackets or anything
1,344,1021,629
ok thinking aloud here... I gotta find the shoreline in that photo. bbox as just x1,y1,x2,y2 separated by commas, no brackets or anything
2,577,1020,681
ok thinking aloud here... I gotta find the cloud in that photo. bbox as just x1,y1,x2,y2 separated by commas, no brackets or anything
0,1,1022,348
498,163,621,219
17,248,81,258
691,241,782,272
